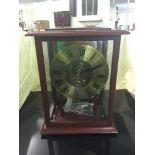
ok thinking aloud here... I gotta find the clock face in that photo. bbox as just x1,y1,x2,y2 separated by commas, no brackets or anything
51,44,109,99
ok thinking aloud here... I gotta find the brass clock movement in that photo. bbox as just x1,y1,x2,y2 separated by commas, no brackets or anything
26,28,129,136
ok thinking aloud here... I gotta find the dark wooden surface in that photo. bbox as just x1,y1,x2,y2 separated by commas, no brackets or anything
47,135,114,155
19,90,135,155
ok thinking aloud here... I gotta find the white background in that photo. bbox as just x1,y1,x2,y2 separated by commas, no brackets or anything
0,0,155,154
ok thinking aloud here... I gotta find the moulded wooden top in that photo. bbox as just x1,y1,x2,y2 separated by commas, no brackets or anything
25,28,130,37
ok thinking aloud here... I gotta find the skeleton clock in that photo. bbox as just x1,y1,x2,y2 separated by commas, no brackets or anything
26,28,129,135
51,44,109,99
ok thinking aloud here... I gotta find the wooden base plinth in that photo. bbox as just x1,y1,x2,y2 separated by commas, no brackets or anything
41,107,118,136
41,121,118,136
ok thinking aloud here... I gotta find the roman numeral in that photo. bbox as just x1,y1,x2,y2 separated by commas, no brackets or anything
66,49,73,57
90,53,96,60
61,85,69,94
93,64,103,70
56,58,65,64
79,47,85,56
97,75,105,78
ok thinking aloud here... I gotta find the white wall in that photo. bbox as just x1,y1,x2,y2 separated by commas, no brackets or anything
19,0,70,29
20,0,135,29
19,0,112,29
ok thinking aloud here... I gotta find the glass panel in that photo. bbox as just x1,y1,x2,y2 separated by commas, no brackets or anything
42,41,55,118
42,40,114,121
103,40,113,116
42,42,51,91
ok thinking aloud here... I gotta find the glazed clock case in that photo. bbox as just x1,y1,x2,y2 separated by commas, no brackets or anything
26,28,129,135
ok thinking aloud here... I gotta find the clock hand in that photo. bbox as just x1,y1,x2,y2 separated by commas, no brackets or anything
81,63,103,73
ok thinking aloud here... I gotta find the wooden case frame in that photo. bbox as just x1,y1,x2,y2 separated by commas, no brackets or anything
26,28,129,136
